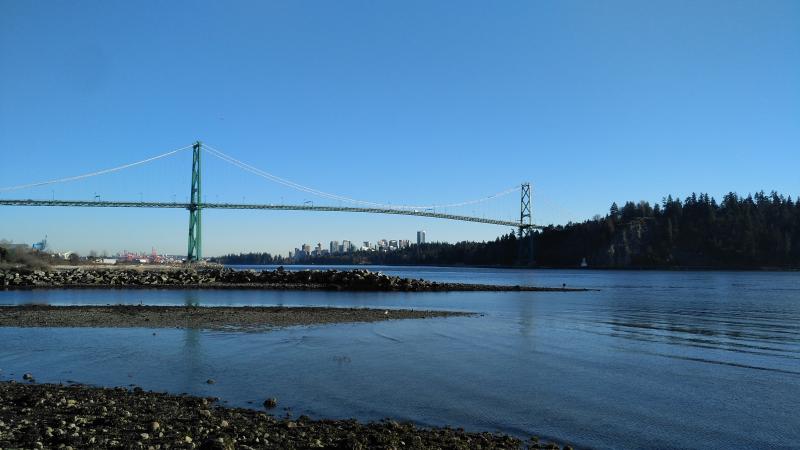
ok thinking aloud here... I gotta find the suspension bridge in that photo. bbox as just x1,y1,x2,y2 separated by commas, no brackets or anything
0,142,538,263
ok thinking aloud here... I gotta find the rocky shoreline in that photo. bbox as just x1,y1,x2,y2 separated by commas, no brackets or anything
0,381,569,449
0,267,589,292
0,305,469,330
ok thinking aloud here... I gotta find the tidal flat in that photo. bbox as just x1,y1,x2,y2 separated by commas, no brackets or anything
0,305,469,330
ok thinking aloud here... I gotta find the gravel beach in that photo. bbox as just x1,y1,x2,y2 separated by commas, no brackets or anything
0,305,470,330
0,382,569,449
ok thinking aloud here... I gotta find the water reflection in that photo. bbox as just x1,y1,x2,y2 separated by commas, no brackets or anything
183,290,200,307
1,268,799,449
181,327,203,390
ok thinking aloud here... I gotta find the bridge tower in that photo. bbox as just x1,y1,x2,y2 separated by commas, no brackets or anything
518,182,534,266
187,141,202,262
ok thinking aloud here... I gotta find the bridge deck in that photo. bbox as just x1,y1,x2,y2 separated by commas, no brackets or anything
0,199,538,229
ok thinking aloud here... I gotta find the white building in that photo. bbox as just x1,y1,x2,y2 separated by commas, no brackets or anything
417,230,426,245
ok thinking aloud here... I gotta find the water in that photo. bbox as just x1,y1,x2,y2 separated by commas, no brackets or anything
1,267,799,449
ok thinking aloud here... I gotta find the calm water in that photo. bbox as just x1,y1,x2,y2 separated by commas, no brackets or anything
1,267,799,449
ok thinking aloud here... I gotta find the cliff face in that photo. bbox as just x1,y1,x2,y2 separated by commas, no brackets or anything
595,219,653,267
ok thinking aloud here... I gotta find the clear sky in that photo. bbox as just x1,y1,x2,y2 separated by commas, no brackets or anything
1,1,798,256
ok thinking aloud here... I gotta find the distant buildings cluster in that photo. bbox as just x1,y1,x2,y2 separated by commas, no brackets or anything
290,231,426,261
0,237,186,265
115,249,183,264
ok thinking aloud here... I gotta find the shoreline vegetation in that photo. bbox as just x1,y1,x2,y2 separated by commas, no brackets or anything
0,305,470,330
0,381,568,449
0,267,589,292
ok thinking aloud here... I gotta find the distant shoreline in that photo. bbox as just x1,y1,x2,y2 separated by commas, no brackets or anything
222,262,800,272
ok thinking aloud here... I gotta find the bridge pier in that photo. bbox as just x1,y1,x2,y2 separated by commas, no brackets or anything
187,141,202,262
518,182,534,266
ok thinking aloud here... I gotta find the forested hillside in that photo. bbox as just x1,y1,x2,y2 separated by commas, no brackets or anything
215,192,800,269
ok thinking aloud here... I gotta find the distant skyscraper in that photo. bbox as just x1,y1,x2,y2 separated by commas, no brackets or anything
342,240,351,253
417,230,426,245
330,241,339,254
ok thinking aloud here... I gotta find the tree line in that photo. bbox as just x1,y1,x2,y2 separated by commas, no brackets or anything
214,191,800,269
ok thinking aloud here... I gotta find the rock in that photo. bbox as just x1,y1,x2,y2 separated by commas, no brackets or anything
263,398,278,409
151,421,160,432
206,379,215,384
22,373,34,381
199,437,234,450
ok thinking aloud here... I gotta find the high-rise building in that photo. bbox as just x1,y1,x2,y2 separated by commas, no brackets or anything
342,240,351,253
417,230,426,245
330,241,339,254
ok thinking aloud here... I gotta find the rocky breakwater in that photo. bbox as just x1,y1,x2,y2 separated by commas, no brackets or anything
0,267,589,292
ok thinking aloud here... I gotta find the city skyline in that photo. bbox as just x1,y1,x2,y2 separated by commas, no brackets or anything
292,237,414,260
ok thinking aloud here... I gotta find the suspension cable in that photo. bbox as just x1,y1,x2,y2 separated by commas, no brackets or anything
202,143,520,210
0,144,193,193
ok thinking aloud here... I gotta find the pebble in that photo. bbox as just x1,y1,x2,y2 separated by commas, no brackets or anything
0,374,545,449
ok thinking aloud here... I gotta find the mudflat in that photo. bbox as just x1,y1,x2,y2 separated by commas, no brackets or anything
0,305,470,330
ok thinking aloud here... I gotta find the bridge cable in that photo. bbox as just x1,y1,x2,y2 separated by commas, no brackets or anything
0,144,194,193
202,143,519,211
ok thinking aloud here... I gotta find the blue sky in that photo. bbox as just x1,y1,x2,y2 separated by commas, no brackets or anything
1,1,798,256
